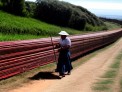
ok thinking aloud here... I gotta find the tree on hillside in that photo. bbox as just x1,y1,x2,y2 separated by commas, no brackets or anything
12,0,26,16
1,0,9,8
35,0,72,27
25,1,36,17
35,0,89,30
1,0,26,16
0,0,2,8
35,0,104,31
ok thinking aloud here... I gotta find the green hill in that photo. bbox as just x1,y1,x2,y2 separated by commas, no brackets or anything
35,0,105,30
0,0,121,41
0,10,82,41
0,0,109,41
0,10,108,41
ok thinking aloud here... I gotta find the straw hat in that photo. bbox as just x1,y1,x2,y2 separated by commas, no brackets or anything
58,31,69,35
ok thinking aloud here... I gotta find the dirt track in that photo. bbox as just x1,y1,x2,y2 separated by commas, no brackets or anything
9,38,122,92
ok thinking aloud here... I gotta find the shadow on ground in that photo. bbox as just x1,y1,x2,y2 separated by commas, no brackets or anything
29,71,60,80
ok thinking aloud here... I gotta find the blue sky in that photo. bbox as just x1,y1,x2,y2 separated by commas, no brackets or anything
26,0,122,16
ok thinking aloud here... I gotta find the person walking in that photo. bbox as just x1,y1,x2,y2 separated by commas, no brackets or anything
56,31,73,77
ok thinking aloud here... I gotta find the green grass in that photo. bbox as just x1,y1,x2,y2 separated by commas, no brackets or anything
110,52,122,69
120,78,122,92
93,49,122,92
0,10,82,41
104,22,122,30
93,85,111,91
95,79,113,85
0,33,44,41
110,61,120,69
0,10,121,41
102,69,117,78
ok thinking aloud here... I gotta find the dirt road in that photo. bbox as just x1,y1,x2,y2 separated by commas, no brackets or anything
9,38,122,92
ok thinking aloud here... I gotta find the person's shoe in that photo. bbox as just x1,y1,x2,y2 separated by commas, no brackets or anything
59,74,65,77
62,74,65,77
67,72,71,75
55,69,58,72
58,76,62,79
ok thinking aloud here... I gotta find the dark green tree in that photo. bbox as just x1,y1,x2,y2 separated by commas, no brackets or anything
1,0,10,9
1,0,26,16
12,0,25,15
35,0,104,30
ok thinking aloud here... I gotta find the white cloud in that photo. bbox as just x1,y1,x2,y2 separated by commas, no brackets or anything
79,2,122,10
60,0,122,16
26,0,122,16
25,0,36,2
25,0,122,10
60,0,122,10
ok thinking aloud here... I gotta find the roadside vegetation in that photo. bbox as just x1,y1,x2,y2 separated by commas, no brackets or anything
0,10,121,41
104,22,122,30
0,10,81,41
93,49,122,92
0,0,121,41
35,0,104,30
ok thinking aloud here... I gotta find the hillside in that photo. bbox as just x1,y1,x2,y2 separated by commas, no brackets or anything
0,10,109,41
35,0,105,30
0,0,106,31
0,0,121,41
0,10,81,41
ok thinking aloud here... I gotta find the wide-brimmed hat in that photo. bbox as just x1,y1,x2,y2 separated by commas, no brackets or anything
58,31,69,35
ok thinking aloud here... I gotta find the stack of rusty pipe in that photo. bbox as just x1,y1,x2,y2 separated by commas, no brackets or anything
0,29,122,80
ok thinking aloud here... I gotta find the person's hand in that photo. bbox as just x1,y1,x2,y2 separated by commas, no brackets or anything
58,47,65,52
58,48,61,52
54,44,60,49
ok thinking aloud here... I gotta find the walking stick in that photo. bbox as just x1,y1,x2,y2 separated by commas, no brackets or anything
50,35,57,64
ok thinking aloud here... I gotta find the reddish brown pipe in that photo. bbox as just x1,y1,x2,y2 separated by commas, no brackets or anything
0,29,122,80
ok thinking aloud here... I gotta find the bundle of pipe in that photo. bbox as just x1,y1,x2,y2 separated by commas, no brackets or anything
0,29,122,80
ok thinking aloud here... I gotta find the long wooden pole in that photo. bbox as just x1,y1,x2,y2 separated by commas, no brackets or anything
50,35,57,64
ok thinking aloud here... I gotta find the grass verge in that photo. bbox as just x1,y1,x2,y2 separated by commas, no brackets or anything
93,49,122,92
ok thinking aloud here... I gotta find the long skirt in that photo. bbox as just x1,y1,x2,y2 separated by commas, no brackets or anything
56,50,73,75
